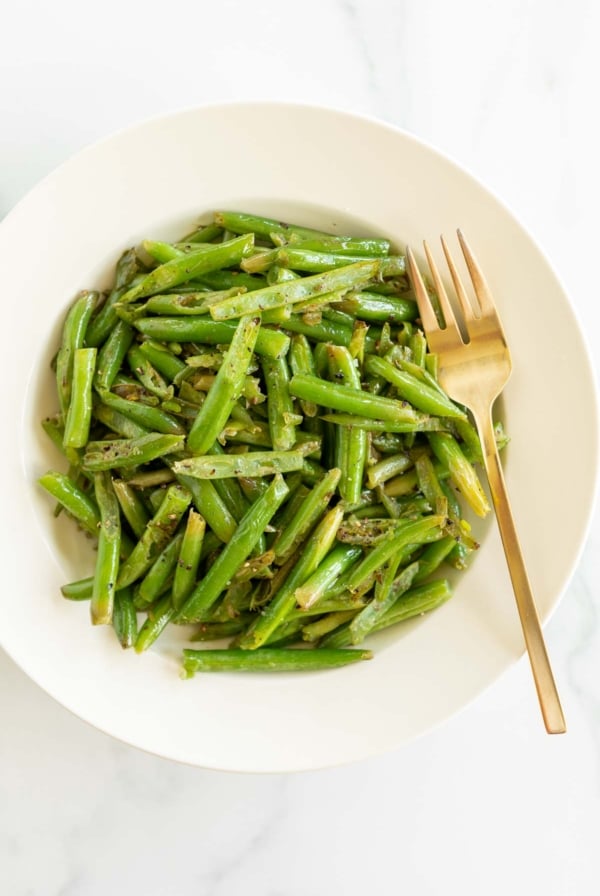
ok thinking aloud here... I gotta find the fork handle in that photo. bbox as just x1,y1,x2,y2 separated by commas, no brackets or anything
472,407,566,734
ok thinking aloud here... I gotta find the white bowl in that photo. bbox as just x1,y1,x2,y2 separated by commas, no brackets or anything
1,103,597,771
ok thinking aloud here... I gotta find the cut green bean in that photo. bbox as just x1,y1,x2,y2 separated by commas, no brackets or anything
94,321,134,393
349,560,419,644
112,587,138,648
335,290,417,323
365,355,466,420
209,260,379,320
295,544,362,609
83,433,184,471
344,515,444,594
63,348,97,449
135,594,176,652
91,471,121,624
272,467,341,564
117,483,191,588
61,576,94,600
288,234,391,256
39,471,100,536
237,504,344,649
182,646,372,676
55,291,98,415
98,389,184,435
176,474,289,623
86,251,138,347
113,479,150,538
173,445,317,480
135,531,184,609
428,432,490,518
187,314,261,454
289,374,423,424
120,234,254,304
261,355,297,450
134,316,289,360
172,510,206,610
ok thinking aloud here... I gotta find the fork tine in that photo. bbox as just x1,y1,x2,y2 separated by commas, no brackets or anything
456,229,495,315
406,246,439,335
441,234,478,324
423,241,463,342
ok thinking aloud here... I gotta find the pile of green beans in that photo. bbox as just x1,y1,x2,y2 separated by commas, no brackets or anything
40,210,506,677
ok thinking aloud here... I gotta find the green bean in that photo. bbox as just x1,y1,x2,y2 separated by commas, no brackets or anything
193,270,267,292
135,531,184,610
55,291,98,415
241,248,279,273
261,355,297,450
83,433,184,471
38,471,100,536
294,544,362,609
267,264,300,284
144,288,244,317
271,467,341,564
336,517,399,546
112,479,150,538
176,474,288,623
289,374,423,424
98,390,184,435
173,445,317,480
344,515,444,594
383,469,419,497
41,416,80,468
321,580,452,647
302,610,359,643
179,222,223,243
63,348,96,449
364,355,466,420
174,473,237,543
288,333,317,416
127,344,172,399
125,468,176,488
120,234,254,304
61,576,94,600
135,594,176,652
335,291,417,323
350,560,419,645
319,414,445,433
412,537,457,583
134,341,186,384
86,251,138,347
277,247,402,276
187,315,261,454
189,617,252,641
93,400,149,439
94,320,134,393
112,586,137,648
209,261,379,321
214,211,334,242
367,453,413,489
117,483,191,588
134,316,289,360
326,345,367,503
238,504,344,649
287,234,391,256
428,432,490,517
182,646,371,675
172,510,206,609
91,471,121,624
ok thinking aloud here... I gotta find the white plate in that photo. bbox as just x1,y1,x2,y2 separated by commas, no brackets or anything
1,103,597,772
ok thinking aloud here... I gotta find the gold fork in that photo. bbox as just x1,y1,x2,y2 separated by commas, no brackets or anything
406,231,566,734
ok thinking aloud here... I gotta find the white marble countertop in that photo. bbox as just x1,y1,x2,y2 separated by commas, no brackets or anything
2,1,599,893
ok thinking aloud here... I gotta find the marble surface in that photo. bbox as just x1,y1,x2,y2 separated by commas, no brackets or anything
2,1,600,893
